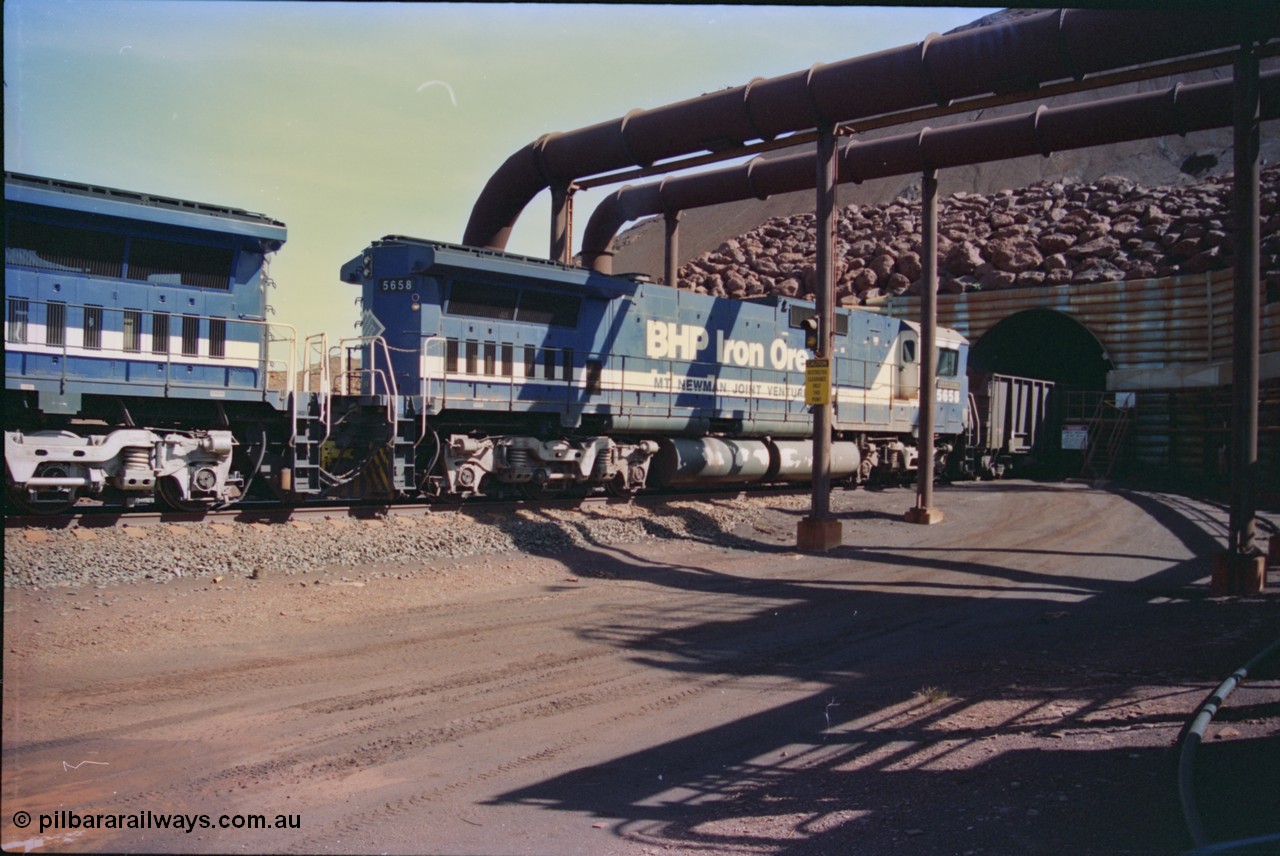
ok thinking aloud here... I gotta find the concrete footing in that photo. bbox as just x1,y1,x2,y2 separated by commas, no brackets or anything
1211,551,1266,596
797,517,843,552
904,506,945,525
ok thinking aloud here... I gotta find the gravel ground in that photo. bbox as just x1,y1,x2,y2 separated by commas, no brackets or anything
4,482,1278,855
3,495,808,590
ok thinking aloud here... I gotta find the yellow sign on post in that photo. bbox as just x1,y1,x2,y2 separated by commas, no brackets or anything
805,358,830,406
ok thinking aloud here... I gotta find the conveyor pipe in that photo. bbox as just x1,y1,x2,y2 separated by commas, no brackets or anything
580,69,1280,273
464,8,1276,254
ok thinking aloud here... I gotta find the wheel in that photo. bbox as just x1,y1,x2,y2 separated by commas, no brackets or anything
155,475,214,513
5,431,83,515
519,481,555,501
6,469,78,515
604,473,634,498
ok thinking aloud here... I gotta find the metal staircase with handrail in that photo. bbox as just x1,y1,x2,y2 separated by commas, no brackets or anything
1065,391,1134,481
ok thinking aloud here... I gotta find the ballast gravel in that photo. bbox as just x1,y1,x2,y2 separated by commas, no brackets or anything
4,496,813,590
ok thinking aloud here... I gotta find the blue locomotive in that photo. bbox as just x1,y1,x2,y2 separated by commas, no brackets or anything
3,172,294,512
4,172,971,512
326,235,970,499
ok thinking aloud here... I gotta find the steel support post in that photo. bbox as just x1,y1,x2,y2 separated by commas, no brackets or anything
664,210,682,287
906,168,944,525
1214,38,1265,595
798,123,843,551
549,184,574,265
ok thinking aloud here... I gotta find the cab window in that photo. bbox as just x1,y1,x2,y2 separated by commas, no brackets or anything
938,347,959,377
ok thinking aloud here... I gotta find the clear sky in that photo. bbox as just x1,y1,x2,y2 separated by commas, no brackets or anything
4,2,997,340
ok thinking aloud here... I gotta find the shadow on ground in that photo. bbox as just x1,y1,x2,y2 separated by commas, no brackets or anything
486,486,1279,855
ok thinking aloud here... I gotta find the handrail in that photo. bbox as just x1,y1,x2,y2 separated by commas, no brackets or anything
332,335,400,429
302,332,330,444
966,391,981,449
265,321,298,407
417,336,445,446
407,340,827,431
419,332,450,440
419,335,445,399
333,335,400,399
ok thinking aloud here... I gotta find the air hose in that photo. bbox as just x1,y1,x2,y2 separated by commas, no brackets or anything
1178,635,1280,854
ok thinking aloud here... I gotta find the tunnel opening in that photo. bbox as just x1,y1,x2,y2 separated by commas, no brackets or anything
966,309,1114,479
969,309,1112,391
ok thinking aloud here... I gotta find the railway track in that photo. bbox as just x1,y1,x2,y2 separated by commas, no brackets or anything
2,485,811,531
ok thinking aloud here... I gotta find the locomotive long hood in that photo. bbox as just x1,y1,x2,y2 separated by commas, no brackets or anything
342,236,644,300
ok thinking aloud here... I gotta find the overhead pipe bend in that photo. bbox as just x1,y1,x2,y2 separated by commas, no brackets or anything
578,183,661,274
579,157,778,273
581,70,1280,275
465,139,551,254
466,8,1276,254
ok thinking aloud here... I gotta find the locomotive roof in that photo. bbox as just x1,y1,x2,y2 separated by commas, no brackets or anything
359,236,644,299
4,172,287,248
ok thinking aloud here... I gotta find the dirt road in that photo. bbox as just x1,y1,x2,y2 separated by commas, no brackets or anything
3,482,1278,855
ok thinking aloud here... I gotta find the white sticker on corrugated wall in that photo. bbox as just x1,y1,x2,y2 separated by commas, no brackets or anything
1062,425,1089,451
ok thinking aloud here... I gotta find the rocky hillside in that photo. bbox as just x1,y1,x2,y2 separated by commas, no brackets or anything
672,166,1280,305
605,10,1279,286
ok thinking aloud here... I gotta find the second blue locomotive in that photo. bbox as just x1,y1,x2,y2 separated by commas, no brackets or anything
3,172,293,513
325,235,969,499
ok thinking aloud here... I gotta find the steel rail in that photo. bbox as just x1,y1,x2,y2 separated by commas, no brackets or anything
2,485,811,531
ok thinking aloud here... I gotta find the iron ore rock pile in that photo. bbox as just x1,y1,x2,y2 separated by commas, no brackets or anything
675,165,1280,304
